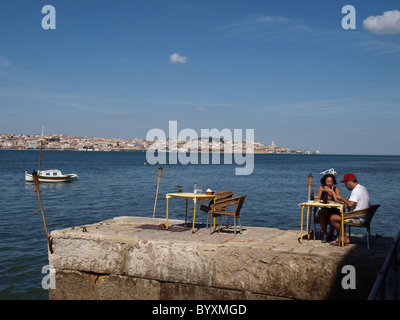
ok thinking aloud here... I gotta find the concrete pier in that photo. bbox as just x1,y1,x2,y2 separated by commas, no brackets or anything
48,216,392,300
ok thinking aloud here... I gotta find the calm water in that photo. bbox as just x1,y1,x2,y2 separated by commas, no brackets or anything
1,150,399,299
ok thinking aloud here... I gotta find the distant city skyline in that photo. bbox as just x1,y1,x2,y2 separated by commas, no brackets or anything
1,1,400,155
0,132,309,155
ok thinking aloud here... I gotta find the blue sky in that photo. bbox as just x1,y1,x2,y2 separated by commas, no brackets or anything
1,1,399,155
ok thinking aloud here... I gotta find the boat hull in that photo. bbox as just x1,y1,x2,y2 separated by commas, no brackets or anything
25,170,79,183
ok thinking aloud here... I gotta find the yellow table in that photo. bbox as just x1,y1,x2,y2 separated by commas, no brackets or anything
298,200,346,246
166,192,217,233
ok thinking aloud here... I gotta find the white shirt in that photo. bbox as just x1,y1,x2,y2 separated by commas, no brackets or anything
349,184,370,211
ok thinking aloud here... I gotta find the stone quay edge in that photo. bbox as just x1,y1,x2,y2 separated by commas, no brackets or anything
48,216,392,300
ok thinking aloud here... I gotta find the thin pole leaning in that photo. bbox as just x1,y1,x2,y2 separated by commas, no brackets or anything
33,172,53,254
152,167,163,218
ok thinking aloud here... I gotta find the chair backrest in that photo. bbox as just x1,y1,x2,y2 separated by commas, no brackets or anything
344,204,380,225
215,190,234,200
233,195,247,218
208,190,234,207
201,191,234,211
212,195,247,218
367,204,380,222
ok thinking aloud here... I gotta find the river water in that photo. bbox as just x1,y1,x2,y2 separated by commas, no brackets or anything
0,150,399,299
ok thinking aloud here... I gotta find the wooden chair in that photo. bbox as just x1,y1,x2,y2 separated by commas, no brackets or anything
199,190,234,228
342,204,380,249
210,195,247,236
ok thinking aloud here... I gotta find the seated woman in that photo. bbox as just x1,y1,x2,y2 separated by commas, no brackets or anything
316,174,341,243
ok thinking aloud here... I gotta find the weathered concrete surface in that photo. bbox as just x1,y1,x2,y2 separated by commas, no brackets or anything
48,216,392,300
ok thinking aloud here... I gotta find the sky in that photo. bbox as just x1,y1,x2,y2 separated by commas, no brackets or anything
0,0,400,155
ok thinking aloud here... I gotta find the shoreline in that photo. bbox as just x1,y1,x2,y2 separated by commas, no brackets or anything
0,148,312,154
0,133,312,154
2,148,400,157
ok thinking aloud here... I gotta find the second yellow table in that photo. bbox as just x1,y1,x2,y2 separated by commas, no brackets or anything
299,200,346,246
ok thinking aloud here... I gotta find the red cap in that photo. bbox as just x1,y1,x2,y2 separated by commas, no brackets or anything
340,173,356,182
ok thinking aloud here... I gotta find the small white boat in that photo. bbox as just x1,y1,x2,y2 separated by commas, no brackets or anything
25,170,79,183
25,129,79,183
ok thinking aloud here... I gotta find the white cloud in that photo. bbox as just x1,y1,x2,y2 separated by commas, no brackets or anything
363,10,400,35
169,53,189,64
213,15,310,38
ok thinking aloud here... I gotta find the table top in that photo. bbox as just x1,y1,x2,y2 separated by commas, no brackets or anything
166,192,217,199
298,200,346,209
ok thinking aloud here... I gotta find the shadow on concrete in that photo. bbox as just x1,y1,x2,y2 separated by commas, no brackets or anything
303,231,393,300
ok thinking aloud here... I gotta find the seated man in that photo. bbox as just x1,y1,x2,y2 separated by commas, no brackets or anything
329,173,370,244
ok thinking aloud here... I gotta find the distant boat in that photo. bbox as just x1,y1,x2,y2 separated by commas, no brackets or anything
25,128,79,183
25,169,79,182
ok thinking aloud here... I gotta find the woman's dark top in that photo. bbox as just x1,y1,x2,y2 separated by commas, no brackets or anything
320,186,340,213
321,186,336,201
